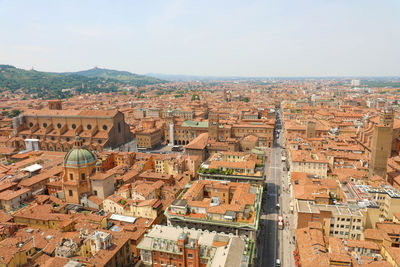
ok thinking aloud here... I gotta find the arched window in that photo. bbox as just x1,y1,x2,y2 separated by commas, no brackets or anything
29,122,33,127
57,123,62,129
43,123,47,128
72,124,76,129
87,124,92,130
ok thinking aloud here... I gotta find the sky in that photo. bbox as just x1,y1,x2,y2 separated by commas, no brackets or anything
0,0,399,77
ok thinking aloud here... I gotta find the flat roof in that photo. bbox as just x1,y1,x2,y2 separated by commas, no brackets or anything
109,214,136,224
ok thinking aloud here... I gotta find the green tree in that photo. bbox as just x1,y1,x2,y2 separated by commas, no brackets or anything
9,109,21,118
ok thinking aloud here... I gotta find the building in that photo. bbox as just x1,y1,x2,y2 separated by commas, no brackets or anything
136,128,162,149
89,167,115,200
17,107,133,152
296,200,364,240
369,108,394,179
305,120,316,138
165,117,274,148
289,150,329,178
137,225,252,267
0,188,31,212
62,134,97,204
198,152,264,185
103,194,163,221
165,180,262,240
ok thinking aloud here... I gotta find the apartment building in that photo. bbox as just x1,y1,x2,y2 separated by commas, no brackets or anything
296,200,364,240
137,225,252,267
165,180,262,240
289,150,329,178
198,151,264,185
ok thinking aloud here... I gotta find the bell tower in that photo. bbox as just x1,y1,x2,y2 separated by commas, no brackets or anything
369,107,394,179
208,113,219,141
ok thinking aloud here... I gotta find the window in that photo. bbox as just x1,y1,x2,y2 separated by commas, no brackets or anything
70,173,73,180
72,124,76,129
66,137,70,142
29,122,33,127
57,123,62,129
51,137,55,141
188,253,193,258
81,173,85,181
87,124,92,130
94,190,97,196
43,123,47,128
118,122,121,133
69,190,73,196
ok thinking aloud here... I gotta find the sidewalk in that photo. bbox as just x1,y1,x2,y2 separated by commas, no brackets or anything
281,181,296,267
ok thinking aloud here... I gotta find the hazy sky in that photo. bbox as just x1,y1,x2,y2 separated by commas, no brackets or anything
0,0,399,76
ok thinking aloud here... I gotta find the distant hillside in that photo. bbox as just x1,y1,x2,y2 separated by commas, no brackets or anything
0,65,166,99
74,67,164,84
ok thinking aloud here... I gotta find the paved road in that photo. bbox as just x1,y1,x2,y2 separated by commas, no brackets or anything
257,113,282,266
257,108,296,267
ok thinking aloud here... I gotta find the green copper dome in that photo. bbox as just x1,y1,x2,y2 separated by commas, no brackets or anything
64,148,97,167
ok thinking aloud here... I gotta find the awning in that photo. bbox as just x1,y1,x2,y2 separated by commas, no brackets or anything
109,214,136,224
21,163,42,173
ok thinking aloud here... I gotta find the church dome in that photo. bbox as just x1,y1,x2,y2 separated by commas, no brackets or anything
63,134,96,167
64,148,96,167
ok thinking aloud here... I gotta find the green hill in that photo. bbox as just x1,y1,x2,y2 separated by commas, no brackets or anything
0,65,165,99
74,67,163,84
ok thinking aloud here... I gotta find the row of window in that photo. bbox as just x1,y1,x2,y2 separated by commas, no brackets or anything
29,122,108,131
335,217,361,223
330,224,361,230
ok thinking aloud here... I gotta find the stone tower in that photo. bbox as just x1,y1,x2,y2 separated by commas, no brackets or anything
208,113,220,141
306,120,316,138
48,100,62,110
369,108,394,179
